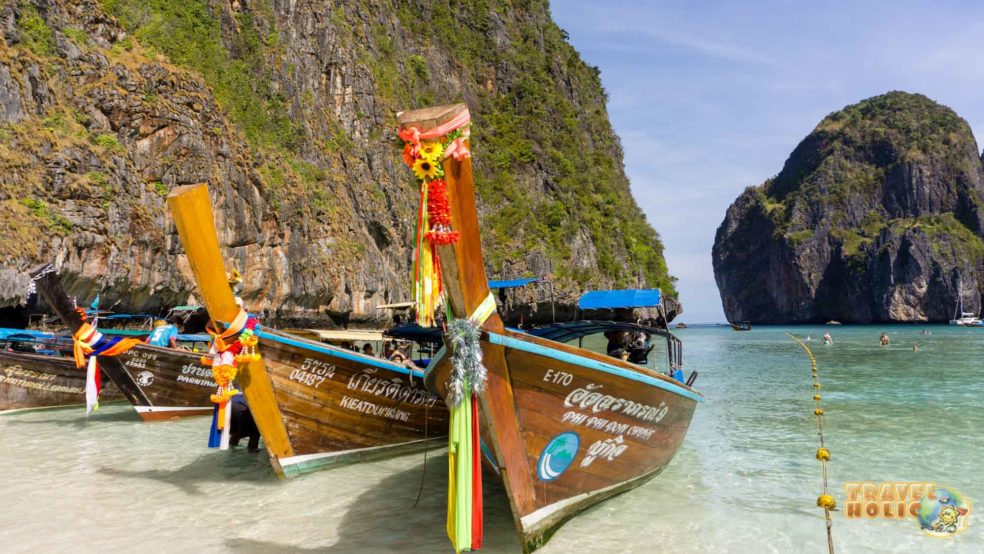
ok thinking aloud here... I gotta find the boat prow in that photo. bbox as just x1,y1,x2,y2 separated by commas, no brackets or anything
28,266,214,421
168,183,449,478
398,103,701,551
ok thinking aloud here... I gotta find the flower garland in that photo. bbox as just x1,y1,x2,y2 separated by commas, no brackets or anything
398,118,471,326
202,306,260,449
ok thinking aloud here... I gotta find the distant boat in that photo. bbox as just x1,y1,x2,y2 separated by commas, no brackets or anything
675,322,688,329
826,320,842,325
949,298,982,326
729,321,752,331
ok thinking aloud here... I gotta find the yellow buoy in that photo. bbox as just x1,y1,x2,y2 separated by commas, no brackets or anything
816,447,830,461
817,494,836,510
814,408,824,416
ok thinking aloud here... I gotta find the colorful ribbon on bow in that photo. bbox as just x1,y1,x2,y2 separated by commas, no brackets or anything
202,308,259,449
445,294,495,552
72,314,142,414
399,109,472,326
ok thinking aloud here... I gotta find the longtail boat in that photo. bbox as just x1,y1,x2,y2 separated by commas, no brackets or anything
396,104,703,552
167,184,449,478
0,332,122,412
29,266,215,421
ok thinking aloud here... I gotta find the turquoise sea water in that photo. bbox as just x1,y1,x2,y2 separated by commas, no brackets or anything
0,324,981,552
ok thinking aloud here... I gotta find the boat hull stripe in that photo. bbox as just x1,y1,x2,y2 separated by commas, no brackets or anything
486,332,703,403
257,330,425,378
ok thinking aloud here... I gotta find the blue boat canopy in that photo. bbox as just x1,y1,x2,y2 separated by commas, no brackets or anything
528,320,665,344
488,277,541,289
384,324,443,343
177,334,211,342
578,289,662,310
102,313,155,320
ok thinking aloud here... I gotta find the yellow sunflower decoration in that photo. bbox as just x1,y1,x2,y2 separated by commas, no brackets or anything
413,157,440,180
419,140,444,161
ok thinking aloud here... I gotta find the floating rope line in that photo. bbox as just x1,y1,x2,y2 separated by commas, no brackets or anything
787,334,835,554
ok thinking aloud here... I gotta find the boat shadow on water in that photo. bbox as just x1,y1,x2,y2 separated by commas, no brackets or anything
225,453,523,553
97,450,279,496
3,405,142,427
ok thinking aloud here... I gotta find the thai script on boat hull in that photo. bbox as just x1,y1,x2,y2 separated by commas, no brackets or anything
561,411,656,440
347,369,440,407
563,384,668,423
580,435,628,467
1,366,83,394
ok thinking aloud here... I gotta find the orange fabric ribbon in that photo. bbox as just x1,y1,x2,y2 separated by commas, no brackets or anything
72,322,142,368
205,309,249,353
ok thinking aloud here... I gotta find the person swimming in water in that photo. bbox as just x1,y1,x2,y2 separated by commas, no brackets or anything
822,331,832,345
879,332,890,346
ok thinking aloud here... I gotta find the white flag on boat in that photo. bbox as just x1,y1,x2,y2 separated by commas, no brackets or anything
85,356,100,415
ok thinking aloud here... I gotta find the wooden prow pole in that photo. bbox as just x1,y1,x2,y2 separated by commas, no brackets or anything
397,105,537,529
166,184,294,465
166,184,240,324
397,104,501,332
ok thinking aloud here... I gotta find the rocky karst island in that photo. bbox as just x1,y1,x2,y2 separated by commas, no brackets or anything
713,92,984,323
0,0,673,328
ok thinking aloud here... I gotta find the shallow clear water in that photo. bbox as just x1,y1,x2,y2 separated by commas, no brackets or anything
1,325,981,553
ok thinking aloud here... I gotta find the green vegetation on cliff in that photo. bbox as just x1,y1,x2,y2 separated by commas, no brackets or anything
2,0,675,317
98,0,675,295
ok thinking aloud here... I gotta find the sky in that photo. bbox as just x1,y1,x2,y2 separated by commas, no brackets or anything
550,1,984,322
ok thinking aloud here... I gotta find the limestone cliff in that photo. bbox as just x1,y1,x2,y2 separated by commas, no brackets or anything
713,92,984,323
0,0,675,327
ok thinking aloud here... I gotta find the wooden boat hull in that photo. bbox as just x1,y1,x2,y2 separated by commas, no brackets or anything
167,183,451,478
30,267,214,421
114,345,215,421
0,350,123,412
426,327,699,551
250,329,449,478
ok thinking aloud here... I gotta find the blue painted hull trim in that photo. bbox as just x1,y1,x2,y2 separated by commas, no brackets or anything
486,333,703,403
257,329,425,379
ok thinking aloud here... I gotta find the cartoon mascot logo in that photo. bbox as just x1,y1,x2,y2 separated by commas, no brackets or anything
918,487,972,537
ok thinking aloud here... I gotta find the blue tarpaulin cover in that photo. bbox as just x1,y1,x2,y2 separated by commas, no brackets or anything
578,289,662,310
528,320,662,344
488,277,541,289
0,328,54,340
176,334,210,343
